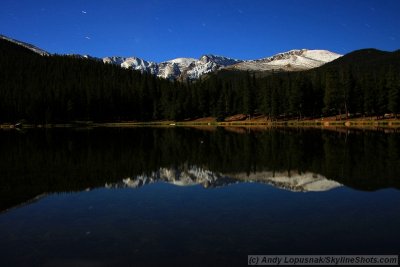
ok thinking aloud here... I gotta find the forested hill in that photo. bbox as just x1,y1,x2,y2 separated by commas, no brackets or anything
1,37,399,123
321,48,400,69
206,48,400,119
0,38,175,123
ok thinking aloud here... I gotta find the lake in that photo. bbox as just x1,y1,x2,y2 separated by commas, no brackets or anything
0,127,399,266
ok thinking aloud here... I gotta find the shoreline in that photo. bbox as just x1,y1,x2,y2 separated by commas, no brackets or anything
2,118,400,129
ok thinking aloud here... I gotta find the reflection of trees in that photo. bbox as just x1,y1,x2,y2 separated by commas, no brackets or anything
1,128,399,211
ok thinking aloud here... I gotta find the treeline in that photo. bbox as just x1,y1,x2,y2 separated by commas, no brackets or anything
0,38,399,123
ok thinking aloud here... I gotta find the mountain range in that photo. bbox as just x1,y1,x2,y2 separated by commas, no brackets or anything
0,34,341,80
106,166,342,192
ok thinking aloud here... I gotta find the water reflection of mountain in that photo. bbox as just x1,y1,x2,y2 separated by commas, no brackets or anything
1,127,399,211
107,167,341,192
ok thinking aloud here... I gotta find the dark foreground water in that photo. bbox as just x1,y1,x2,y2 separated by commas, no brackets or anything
0,127,399,266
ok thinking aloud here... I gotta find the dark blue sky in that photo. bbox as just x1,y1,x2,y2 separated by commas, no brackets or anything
1,0,399,62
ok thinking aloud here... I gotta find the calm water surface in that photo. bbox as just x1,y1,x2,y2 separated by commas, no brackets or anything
0,127,399,266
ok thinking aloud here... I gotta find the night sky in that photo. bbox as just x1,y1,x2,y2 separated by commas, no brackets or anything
1,0,399,62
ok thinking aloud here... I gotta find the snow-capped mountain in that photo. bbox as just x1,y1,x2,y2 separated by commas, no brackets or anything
103,56,159,75
102,54,242,79
0,34,49,56
228,49,342,72
158,58,197,79
1,34,342,79
102,49,340,79
186,55,243,79
105,166,342,192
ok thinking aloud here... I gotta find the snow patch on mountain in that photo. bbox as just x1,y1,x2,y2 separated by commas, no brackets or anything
302,49,342,62
167,57,197,67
